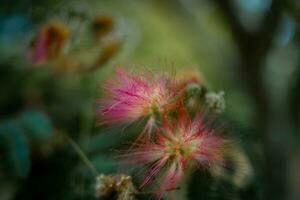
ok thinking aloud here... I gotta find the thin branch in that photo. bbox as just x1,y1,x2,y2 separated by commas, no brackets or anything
64,134,99,176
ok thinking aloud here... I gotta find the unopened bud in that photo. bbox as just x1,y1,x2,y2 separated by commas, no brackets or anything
95,174,136,200
95,174,115,197
205,91,225,113
186,83,202,97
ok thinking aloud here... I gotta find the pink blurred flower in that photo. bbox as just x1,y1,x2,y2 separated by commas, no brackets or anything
29,22,69,64
98,69,179,137
122,108,227,199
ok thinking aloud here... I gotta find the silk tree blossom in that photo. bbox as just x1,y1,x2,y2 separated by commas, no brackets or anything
98,69,180,137
122,108,228,199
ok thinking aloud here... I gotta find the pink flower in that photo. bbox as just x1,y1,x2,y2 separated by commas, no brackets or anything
98,69,179,136
122,107,227,199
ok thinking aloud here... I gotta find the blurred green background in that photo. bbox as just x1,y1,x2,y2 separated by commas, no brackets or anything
0,0,300,199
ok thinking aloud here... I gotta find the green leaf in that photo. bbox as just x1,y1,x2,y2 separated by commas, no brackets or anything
0,120,30,178
20,110,53,141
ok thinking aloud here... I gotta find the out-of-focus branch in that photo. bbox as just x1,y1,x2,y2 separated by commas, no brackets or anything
213,1,286,200
256,0,284,57
287,3,300,137
213,0,284,120
214,0,283,53
213,0,251,46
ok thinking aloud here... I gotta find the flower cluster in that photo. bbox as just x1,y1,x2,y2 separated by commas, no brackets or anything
98,68,228,199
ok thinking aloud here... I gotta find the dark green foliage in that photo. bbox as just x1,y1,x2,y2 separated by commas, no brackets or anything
0,64,27,117
188,171,231,200
14,149,79,200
